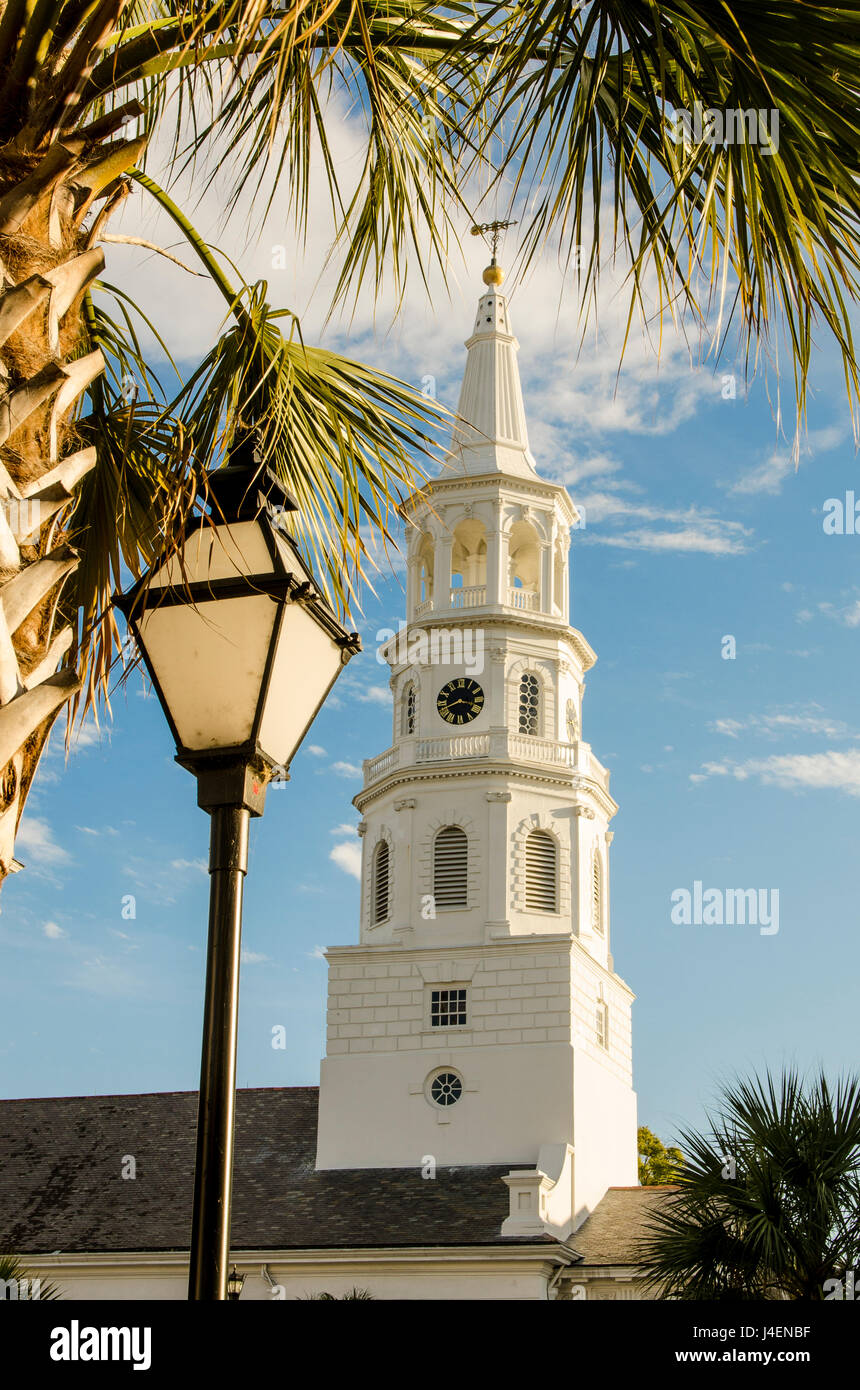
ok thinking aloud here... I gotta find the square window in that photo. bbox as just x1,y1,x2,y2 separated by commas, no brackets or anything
430,987,468,1028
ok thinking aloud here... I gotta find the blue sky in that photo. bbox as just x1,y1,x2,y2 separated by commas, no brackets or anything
2,115,859,1153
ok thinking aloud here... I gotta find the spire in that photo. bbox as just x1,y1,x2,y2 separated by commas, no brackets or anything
446,263,538,479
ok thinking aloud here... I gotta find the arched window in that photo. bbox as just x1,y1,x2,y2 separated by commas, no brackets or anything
402,683,417,735
596,997,609,1050
518,672,540,735
433,826,468,908
525,830,557,912
592,851,603,935
371,841,390,925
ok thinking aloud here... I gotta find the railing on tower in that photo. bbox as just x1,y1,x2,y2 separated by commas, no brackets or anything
507,586,539,610
449,584,486,609
362,732,611,792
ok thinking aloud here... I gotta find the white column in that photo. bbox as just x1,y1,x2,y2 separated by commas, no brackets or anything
486,529,500,605
498,528,510,606
437,531,453,609
540,540,552,614
406,557,419,618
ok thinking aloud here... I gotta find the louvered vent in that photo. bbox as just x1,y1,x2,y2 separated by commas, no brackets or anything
403,684,416,735
592,852,603,934
372,841,390,924
433,826,468,908
525,830,557,911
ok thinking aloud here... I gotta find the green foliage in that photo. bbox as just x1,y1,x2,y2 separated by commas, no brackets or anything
0,1253,60,1300
638,1125,684,1185
637,1069,860,1300
449,1,860,448
5,0,860,732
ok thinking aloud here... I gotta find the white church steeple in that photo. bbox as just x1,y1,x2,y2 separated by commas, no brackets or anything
315,266,637,1239
448,263,537,479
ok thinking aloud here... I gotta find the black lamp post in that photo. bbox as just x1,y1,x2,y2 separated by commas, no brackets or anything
116,459,360,1301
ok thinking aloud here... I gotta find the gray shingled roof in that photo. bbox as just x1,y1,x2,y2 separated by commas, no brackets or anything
0,1087,544,1254
571,1185,679,1265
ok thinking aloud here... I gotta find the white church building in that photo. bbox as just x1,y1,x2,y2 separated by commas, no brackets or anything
0,263,669,1301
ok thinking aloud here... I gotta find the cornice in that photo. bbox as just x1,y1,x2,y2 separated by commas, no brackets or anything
403,472,578,525
353,762,617,819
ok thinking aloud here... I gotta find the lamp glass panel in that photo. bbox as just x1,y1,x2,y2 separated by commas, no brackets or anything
149,521,275,589
257,602,346,767
138,594,276,750
270,528,314,585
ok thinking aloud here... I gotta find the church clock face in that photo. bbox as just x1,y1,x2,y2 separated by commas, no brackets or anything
436,677,484,725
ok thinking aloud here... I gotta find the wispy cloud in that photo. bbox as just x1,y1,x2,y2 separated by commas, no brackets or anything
330,822,359,837
799,594,860,629
43,921,66,940
353,685,390,706
241,949,270,964
710,709,851,741
306,745,327,757
171,858,208,875
330,761,362,779
727,450,794,496
692,749,860,796
63,955,141,997
16,817,71,866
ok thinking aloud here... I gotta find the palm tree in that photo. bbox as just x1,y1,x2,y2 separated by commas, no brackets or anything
0,1,857,882
0,1252,59,1299
637,1070,860,1300
0,0,465,879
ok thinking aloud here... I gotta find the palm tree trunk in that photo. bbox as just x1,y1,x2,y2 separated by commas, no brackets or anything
0,126,144,878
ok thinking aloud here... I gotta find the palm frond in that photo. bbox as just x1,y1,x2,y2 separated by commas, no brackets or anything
637,1068,860,1300
450,0,860,447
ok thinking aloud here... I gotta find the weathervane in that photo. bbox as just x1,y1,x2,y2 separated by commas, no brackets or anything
470,218,518,263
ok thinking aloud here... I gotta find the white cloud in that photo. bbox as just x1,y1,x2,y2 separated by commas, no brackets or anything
70,722,108,751
16,817,71,866
306,745,327,757
803,595,860,629
726,423,845,497
587,504,752,555
309,945,327,960
330,841,362,879
171,858,208,874
354,685,390,706
241,949,270,964
43,921,66,940
330,761,362,779
330,822,359,836
727,450,794,496
692,749,860,796
710,710,850,741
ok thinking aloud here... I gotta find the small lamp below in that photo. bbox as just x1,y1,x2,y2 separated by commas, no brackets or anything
227,1267,245,1301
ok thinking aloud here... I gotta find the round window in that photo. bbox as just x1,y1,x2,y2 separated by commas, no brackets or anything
430,1071,463,1107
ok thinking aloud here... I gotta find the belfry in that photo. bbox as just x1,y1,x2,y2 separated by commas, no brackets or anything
316,262,638,1237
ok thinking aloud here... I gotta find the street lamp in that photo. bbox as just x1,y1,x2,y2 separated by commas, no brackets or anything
116,459,360,1301
226,1267,246,1301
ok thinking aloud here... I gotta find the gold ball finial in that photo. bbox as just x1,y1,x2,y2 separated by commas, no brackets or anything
483,262,505,286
